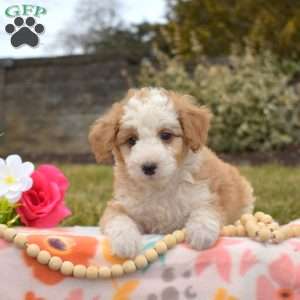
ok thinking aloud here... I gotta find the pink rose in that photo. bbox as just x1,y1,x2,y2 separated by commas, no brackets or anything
17,165,71,228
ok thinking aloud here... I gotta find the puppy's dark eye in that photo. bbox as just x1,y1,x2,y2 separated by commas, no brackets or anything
127,136,137,146
159,131,173,142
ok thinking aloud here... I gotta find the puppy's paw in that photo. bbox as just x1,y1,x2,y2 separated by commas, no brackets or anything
105,216,142,258
110,231,142,258
185,216,220,250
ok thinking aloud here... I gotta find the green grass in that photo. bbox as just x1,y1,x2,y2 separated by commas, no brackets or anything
60,164,113,226
59,164,300,226
240,164,300,224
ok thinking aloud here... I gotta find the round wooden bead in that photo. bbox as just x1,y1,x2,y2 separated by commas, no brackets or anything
154,241,168,255
286,226,296,238
123,260,136,274
257,222,265,228
0,224,7,238
288,226,300,237
26,244,40,258
267,223,279,232
261,214,273,224
163,234,177,249
48,256,63,271
221,226,231,236
37,250,51,265
241,214,256,225
86,266,99,279
134,255,148,269
254,212,265,221
4,228,17,242
14,233,28,248
99,266,111,279
288,226,298,238
245,220,257,230
226,225,237,236
258,228,271,242
272,230,285,243
236,225,246,236
111,264,124,277
73,264,87,278
144,249,158,263
173,230,185,243
60,261,74,276
293,226,300,237
280,226,290,237
246,224,259,238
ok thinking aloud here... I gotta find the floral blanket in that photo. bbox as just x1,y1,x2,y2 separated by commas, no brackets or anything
0,225,300,300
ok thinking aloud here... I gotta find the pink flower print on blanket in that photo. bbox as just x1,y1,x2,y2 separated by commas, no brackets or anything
195,239,243,283
256,254,300,300
239,249,258,276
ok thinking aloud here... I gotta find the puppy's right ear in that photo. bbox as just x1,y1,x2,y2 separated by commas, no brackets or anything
89,103,123,162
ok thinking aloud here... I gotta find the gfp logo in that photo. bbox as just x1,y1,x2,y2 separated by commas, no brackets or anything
4,4,46,48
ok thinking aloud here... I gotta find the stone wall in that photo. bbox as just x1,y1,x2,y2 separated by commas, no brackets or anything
0,54,136,161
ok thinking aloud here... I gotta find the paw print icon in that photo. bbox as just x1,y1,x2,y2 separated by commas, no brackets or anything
5,16,45,48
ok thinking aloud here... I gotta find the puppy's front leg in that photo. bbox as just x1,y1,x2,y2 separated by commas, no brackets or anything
185,208,221,250
100,204,142,258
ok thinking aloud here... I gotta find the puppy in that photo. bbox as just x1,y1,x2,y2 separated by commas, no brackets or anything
89,87,255,258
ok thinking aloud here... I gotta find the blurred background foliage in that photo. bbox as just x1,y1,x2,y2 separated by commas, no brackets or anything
61,0,300,153
164,0,300,60
139,48,300,152
63,0,300,62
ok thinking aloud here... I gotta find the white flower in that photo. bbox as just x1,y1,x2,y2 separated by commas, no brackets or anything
0,154,34,203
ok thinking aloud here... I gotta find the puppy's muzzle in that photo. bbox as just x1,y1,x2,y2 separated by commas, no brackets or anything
141,163,157,176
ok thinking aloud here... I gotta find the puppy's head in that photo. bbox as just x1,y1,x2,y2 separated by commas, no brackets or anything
89,88,211,185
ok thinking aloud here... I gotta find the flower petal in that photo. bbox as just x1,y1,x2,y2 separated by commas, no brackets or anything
20,177,33,191
256,275,276,300
0,158,5,167
5,190,22,203
6,154,22,168
37,165,69,195
24,204,71,228
0,164,8,178
0,182,9,196
269,254,295,287
21,162,34,177
8,181,23,192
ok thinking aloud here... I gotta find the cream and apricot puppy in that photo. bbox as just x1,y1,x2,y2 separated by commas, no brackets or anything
89,88,255,258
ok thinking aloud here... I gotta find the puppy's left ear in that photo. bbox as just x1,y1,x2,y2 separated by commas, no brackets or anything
176,95,212,152
89,103,123,162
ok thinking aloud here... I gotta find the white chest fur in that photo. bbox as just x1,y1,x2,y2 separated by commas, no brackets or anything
117,172,214,234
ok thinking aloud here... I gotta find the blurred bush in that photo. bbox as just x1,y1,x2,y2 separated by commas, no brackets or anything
139,48,300,152
163,0,300,61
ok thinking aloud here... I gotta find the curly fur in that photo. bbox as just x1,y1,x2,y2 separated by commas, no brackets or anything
89,87,255,258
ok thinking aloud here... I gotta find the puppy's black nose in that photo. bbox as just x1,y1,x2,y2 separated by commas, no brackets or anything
142,163,157,176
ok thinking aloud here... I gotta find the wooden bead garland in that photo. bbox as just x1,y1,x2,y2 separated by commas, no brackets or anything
4,228,17,242
86,266,99,279
49,256,63,271
98,266,111,279
73,264,87,278
134,255,148,269
123,260,136,274
26,244,40,258
221,212,292,244
111,264,124,277
1,212,300,280
144,248,159,263
14,233,28,249
61,261,74,276
154,241,168,254
37,250,51,264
